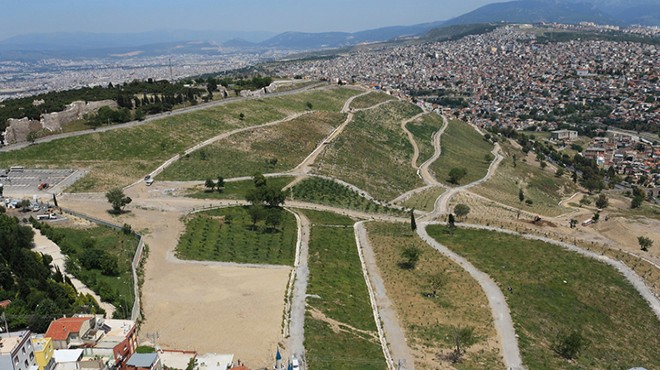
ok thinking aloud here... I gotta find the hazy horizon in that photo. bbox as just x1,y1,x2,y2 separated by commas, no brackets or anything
0,0,509,41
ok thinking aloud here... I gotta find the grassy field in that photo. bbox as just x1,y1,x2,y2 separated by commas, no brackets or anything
406,113,444,166
0,87,360,192
176,206,297,265
187,176,295,200
315,101,425,201
349,91,397,110
427,226,660,370
472,141,577,217
160,112,345,180
302,210,385,370
431,120,493,185
366,222,502,369
402,187,445,212
36,221,139,319
290,177,407,216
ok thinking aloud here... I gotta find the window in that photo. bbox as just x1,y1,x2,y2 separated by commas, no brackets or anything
22,347,26,354
30,353,35,360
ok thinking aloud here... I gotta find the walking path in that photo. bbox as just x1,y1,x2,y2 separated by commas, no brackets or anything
455,222,660,319
400,112,430,171
427,142,503,219
286,210,311,362
416,223,524,370
32,228,116,317
391,113,448,204
126,111,312,188
355,222,414,370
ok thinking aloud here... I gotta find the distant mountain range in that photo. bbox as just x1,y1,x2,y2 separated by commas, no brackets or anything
445,0,659,26
0,0,657,60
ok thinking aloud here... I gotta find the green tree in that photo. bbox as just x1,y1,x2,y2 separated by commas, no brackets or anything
305,101,313,110
555,167,565,177
239,112,245,121
447,213,456,231
595,194,608,209
253,173,267,188
552,330,586,360
448,167,467,184
450,326,477,363
410,210,417,231
105,188,132,213
428,272,447,297
265,208,283,230
631,195,643,209
216,176,225,192
400,246,421,270
638,236,653,251
519,189,525,202
454,204,470,221
248,205,265,230
204,178,215,192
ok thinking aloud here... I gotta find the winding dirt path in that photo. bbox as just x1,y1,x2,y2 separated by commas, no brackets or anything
426,142,503,220
286,210,311,360
416,223,524,370
355,222,414,369
400,112,430,171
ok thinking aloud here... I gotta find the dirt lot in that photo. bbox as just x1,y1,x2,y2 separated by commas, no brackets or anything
60,188,290,369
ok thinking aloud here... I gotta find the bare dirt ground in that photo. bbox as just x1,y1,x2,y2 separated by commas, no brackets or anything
60,190,290,368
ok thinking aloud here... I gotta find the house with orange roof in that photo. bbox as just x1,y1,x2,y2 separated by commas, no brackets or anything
44,316,93,350
44,316,137,370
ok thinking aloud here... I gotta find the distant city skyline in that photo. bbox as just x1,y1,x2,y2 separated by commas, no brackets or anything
0,0,509,40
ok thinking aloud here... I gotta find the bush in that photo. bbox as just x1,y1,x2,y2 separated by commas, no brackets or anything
552,330,586,360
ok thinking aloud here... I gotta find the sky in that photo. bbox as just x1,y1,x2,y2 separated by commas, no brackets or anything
0,0,509,40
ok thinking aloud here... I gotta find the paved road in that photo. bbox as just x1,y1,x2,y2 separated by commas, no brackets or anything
416,223,524,370
287,210,311,362
0,82,330,153
32,228,116,317
355,222,414,369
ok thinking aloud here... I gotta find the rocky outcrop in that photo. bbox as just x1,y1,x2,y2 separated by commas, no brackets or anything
4,118,42,144
2,100,117,144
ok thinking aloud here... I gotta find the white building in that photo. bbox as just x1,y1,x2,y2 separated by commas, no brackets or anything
0,331,38,370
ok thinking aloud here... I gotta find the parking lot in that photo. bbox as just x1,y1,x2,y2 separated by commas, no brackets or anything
0,168,77,196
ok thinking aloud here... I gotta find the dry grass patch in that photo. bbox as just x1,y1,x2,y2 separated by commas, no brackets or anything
472,142,578,217
160,112,346,180
315,101,425,200
350,91,397,110
402,187,446,213
366,222,502,369
430,120,493,185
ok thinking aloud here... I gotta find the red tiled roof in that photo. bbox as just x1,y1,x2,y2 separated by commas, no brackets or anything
0,300,11,309
229,367,249,370
44,317,91,341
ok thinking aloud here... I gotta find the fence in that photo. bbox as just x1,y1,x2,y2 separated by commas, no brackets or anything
61,208,144,322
